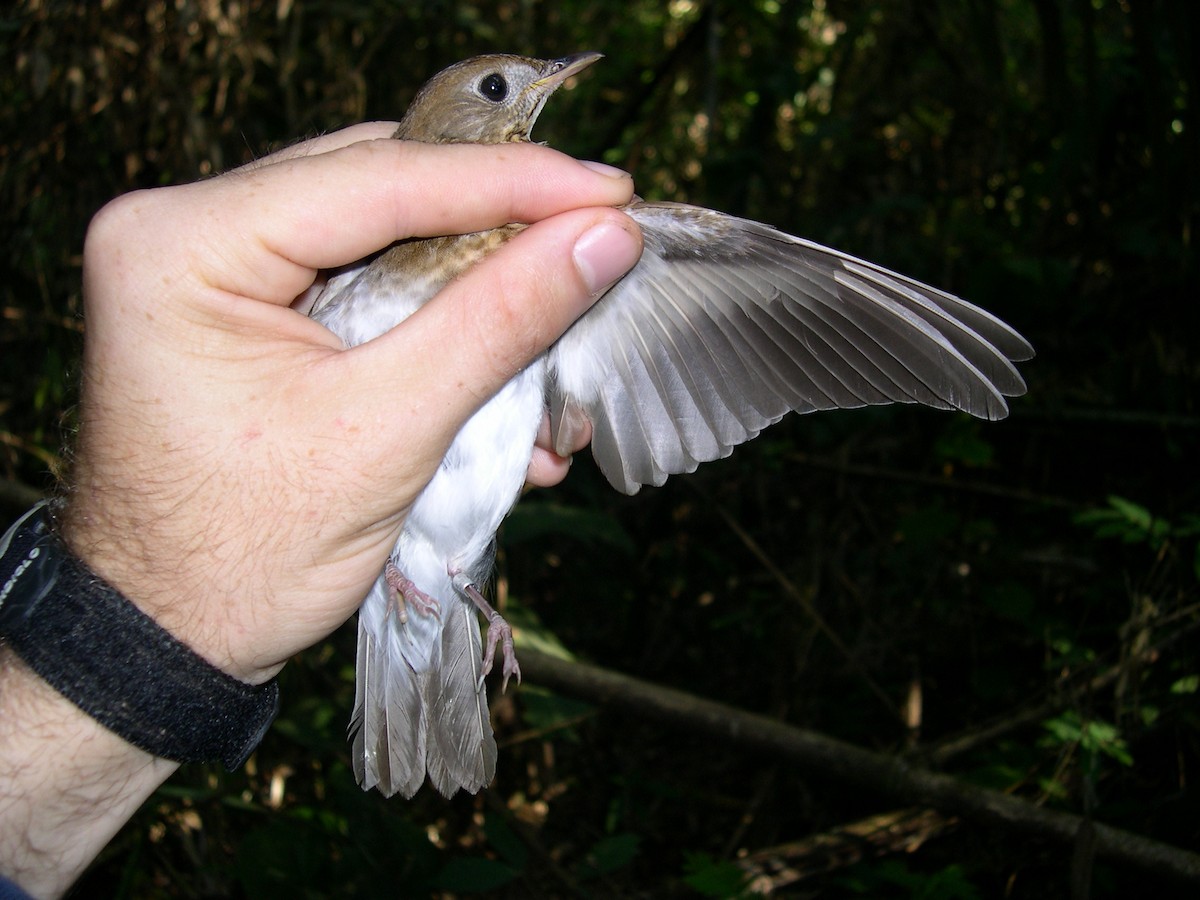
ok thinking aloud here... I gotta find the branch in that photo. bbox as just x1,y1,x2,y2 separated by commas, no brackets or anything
517,649,1200,884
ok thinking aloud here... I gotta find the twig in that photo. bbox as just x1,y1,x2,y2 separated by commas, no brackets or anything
481,790,585,898
924,611,1200,767
0,432,60,471
711,500,905,723
721,764,780,861
517,649,1200,884
1018,406,1200,429
787,451,1078,509
738,807,958,892
499,711,597,750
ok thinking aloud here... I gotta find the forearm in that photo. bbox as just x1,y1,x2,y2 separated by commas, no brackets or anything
0,648,177,899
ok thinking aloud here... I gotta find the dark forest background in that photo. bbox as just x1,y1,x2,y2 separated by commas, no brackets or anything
1,0,1197,896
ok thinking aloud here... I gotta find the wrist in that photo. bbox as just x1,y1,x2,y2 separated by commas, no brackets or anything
58,465,274,685
0,645,179,899
1,501,280,774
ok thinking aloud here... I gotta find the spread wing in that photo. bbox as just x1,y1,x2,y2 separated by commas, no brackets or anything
548,200,1034,495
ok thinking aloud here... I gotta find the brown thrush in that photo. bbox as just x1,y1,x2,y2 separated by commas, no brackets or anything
309,52,1033,798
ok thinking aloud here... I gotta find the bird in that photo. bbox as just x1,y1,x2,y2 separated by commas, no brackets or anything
308,52,1034,798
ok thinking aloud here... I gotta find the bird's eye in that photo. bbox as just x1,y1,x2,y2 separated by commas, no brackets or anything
479,73,508,102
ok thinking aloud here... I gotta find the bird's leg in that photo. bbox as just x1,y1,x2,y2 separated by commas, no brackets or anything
450,571,522,692
384,560,441,623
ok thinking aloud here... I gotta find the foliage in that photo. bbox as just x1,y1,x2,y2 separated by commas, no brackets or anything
2,0,1198,897
682,851,753,897
836,860,983,900
1077,494,1200,581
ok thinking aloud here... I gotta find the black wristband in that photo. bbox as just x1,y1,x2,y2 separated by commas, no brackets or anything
0,502,278,770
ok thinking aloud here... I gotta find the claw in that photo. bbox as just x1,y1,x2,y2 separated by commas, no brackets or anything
385,561,441,622
451,571,522,691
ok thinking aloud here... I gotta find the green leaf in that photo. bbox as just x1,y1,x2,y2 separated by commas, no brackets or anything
234,820,328,897
1040,711,1133,767
507,601,577,661
1170,674,1199,695
433,857,519,892
519,684,594,738
981,583,1035,623
484,813,529,870
1106,495,1154,531
934,418,996,467
836,859,982,899
503,501,635,555
894,504,959,552
682,851,751,897
1076,495,1174,550
577,832,640,879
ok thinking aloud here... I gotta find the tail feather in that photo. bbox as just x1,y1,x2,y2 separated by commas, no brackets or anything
427,597,497,796
350,618,373,787
351,615,429,797
349,574,496,798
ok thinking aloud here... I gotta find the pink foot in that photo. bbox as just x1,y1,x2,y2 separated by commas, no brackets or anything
450,572,522,691
385,561,441,623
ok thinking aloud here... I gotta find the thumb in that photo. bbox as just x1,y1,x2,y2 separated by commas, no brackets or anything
346,206,643,464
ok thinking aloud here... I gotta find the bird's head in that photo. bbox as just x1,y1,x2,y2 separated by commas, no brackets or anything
394,52,602,144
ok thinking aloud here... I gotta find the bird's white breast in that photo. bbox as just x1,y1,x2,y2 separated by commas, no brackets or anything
312,246,546,672
402,358,546,585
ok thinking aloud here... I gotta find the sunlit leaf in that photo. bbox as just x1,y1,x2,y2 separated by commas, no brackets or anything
1169,675,1199,695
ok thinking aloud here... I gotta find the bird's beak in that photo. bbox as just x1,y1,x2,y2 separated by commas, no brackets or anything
521,52,603,143
533,52,603,91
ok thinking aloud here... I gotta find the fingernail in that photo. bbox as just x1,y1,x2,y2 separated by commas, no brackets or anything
579,159,632,179
574,220,642,296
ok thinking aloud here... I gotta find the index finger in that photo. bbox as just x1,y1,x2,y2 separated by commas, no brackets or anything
85,137,635,310
237,122,402,170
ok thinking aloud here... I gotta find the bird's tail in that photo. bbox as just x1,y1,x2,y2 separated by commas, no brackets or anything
350,573,497,798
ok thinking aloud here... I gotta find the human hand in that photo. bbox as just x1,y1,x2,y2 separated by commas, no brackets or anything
61,123,641,684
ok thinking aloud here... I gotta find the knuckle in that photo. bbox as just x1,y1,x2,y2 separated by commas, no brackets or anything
83,190,153,258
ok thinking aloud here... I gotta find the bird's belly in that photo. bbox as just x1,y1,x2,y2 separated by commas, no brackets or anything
398,358,547,587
